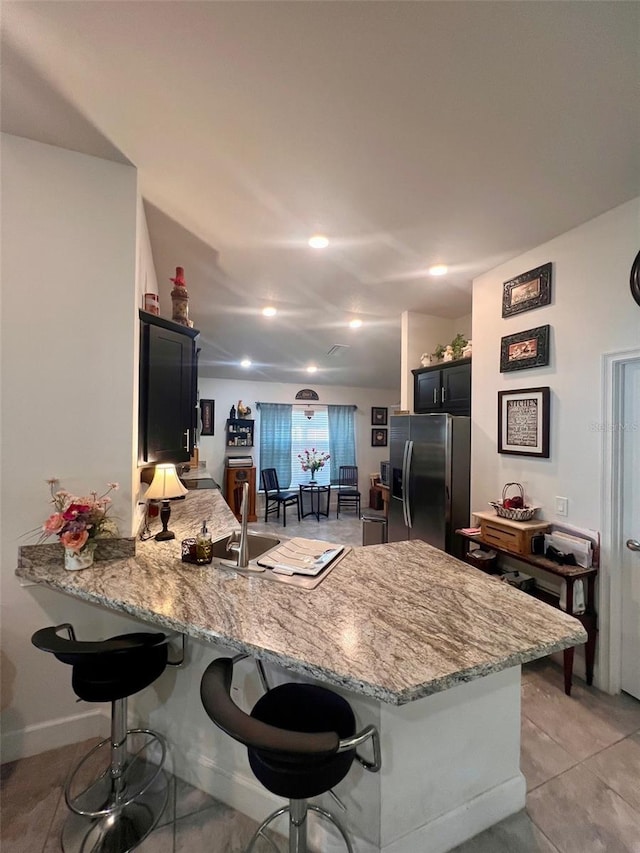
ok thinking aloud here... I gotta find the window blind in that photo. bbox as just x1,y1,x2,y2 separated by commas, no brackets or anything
289,406,331,487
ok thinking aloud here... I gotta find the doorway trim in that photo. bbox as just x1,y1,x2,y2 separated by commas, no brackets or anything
601,347,640,695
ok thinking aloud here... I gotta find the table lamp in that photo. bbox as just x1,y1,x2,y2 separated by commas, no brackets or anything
146,463,188,541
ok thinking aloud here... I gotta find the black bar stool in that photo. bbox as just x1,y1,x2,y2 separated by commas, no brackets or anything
200,656,381,852
32,623,171,853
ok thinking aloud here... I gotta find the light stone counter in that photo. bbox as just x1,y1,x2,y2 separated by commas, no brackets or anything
17,489,585,707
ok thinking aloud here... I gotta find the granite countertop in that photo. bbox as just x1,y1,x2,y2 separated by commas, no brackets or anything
16,491,587,705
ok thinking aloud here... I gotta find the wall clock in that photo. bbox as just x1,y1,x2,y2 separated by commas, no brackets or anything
631,249,640,307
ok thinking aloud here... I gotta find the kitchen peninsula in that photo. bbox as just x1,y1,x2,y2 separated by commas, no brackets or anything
17,491,586,853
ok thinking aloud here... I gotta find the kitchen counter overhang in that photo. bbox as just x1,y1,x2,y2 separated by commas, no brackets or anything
16,491,586,706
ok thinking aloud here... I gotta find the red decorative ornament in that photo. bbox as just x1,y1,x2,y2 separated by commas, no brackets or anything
170,266,186,287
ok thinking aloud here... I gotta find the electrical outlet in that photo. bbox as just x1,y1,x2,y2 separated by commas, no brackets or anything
555,496,568,517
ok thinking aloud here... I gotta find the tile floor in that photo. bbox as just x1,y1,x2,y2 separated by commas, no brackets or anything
3,512,640,852
250,496,368,548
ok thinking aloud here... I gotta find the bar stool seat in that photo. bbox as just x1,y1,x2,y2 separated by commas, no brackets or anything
32,623,170,853
200,657,381,852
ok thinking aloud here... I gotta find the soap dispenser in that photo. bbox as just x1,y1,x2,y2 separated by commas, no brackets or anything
196,520,213,564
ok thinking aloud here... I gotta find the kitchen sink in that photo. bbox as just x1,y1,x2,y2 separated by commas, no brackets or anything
210,532,280,565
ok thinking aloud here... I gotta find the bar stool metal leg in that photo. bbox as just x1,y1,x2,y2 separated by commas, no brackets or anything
289,799,308,853
62,696,169,853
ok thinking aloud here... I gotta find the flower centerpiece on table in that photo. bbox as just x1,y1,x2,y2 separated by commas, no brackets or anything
39,478,119,570
298,449,330,482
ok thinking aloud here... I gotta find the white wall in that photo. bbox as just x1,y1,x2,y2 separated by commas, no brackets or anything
197,377,398,497
0,134,140,758
400,311,472,410
471,197,640,686
135,195,159,306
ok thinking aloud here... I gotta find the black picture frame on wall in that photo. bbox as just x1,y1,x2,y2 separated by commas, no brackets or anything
371,406,388,425
497,387,550,458
500,325,550,373
502,262,552,318
200,399,215,436
372,428,388,447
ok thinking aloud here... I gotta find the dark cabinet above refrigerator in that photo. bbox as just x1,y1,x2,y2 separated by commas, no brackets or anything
412,358,471,415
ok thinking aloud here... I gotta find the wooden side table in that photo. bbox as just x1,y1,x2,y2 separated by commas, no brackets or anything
457,527,598,695
369,483,390,518
224,466,257,522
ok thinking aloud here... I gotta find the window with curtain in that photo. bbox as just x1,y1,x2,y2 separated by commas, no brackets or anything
258,403,356,489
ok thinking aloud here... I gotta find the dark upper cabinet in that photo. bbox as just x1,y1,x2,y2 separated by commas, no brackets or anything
413,358,471,415
139,310,200,465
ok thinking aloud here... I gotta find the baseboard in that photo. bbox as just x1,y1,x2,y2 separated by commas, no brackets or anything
382,773,526,853
173,746,282,824
1,708,110,763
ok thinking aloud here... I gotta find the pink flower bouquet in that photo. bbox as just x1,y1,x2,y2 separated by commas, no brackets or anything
298,449,330,476
40,479,119,552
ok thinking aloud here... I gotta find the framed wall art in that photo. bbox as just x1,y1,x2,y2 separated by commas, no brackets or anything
500,325,550,372
502,262,552,318
200,399,215,436
371,406,388,425
372,428,388,447
295,388,319,401
498,387,550,457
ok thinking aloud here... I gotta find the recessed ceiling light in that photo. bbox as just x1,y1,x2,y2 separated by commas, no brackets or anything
349,318,362,329
306,365,318,374
429,264,448,276
308,234,329,249
240,358,252,368
262,306,277,317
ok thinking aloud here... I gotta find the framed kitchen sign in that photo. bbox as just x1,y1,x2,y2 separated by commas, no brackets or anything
498,387,550,458
372,428,388,447
371,406,388,425
500,325,550,373
502,262,552,318
200,399,215,436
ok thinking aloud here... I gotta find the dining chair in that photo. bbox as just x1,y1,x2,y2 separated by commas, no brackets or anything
337,465,361,518
261,468,300,527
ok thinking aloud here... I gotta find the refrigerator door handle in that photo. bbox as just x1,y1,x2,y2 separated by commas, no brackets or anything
405,440,414,529
400,440,409,527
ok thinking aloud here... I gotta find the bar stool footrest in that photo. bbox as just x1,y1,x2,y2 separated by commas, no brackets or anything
245,801,354,853
65,729,167,817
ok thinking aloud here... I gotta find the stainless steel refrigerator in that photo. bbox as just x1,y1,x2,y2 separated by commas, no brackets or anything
388,414,471,558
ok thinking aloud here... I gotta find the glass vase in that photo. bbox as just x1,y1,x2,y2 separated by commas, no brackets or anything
64,541,96,571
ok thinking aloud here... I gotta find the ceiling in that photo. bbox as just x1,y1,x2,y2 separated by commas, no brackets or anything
2,2,638,389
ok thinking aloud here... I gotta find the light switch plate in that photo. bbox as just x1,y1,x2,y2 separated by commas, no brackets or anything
555,496,568,516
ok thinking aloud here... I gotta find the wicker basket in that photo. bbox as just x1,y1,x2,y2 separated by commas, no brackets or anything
489,482,539,521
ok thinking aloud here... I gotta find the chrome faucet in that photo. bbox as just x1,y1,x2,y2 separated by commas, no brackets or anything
226,482,249,568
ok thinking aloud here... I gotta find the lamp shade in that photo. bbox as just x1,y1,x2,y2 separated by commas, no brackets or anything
146,463,188,501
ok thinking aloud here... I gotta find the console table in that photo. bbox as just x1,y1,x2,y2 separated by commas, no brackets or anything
457,525,598,696
299,484,331,521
